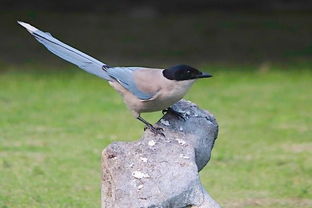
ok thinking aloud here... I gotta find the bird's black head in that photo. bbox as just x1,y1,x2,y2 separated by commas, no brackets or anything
163,64,212,81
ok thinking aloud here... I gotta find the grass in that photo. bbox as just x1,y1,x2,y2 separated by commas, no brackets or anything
0,64,311,207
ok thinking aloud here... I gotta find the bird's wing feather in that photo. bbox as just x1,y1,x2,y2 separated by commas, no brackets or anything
18,21,113,81
107,67,155,100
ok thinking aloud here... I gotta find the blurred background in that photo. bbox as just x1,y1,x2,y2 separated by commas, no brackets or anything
1,0,312,66
1,1,311,208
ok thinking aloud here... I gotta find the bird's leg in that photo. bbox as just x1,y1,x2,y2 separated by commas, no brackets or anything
162,107,185,120
137,115,164,136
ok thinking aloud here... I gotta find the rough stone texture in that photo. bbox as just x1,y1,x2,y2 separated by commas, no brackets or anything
101,99,220,208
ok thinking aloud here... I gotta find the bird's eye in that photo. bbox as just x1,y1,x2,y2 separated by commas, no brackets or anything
186,70,191,73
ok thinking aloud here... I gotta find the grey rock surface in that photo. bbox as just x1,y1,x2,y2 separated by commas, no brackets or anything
101,100,220,208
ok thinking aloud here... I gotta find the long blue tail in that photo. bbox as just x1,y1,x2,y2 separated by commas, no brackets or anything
18,21,113,81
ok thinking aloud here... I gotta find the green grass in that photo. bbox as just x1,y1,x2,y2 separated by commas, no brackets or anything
0,65,311,207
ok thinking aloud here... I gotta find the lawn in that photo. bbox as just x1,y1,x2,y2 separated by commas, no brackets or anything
0,64,311,207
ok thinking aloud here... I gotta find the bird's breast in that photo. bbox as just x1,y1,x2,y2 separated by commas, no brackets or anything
139,79,195,112
109,75,195,115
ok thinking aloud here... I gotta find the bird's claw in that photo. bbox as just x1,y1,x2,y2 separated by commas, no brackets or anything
144,125,164,137
162,108,185,120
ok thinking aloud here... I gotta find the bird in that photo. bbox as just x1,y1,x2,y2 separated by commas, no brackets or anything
18,21,212,134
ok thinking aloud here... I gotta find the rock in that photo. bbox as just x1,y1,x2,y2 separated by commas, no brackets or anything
101,99,220,208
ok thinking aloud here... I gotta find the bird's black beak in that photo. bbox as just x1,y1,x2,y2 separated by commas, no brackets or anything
195,72,213,79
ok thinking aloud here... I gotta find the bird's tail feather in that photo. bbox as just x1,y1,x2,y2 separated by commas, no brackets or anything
17,21,113,81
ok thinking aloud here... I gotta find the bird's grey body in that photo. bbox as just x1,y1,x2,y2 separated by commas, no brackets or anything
108,67,194,117
18,21,211,131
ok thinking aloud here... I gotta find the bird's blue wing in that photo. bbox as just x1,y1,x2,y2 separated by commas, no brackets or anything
107,67,154,100
18,21,113,81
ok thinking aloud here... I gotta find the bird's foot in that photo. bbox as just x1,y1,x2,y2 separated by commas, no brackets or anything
144,124,164,137
162,107,185,120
